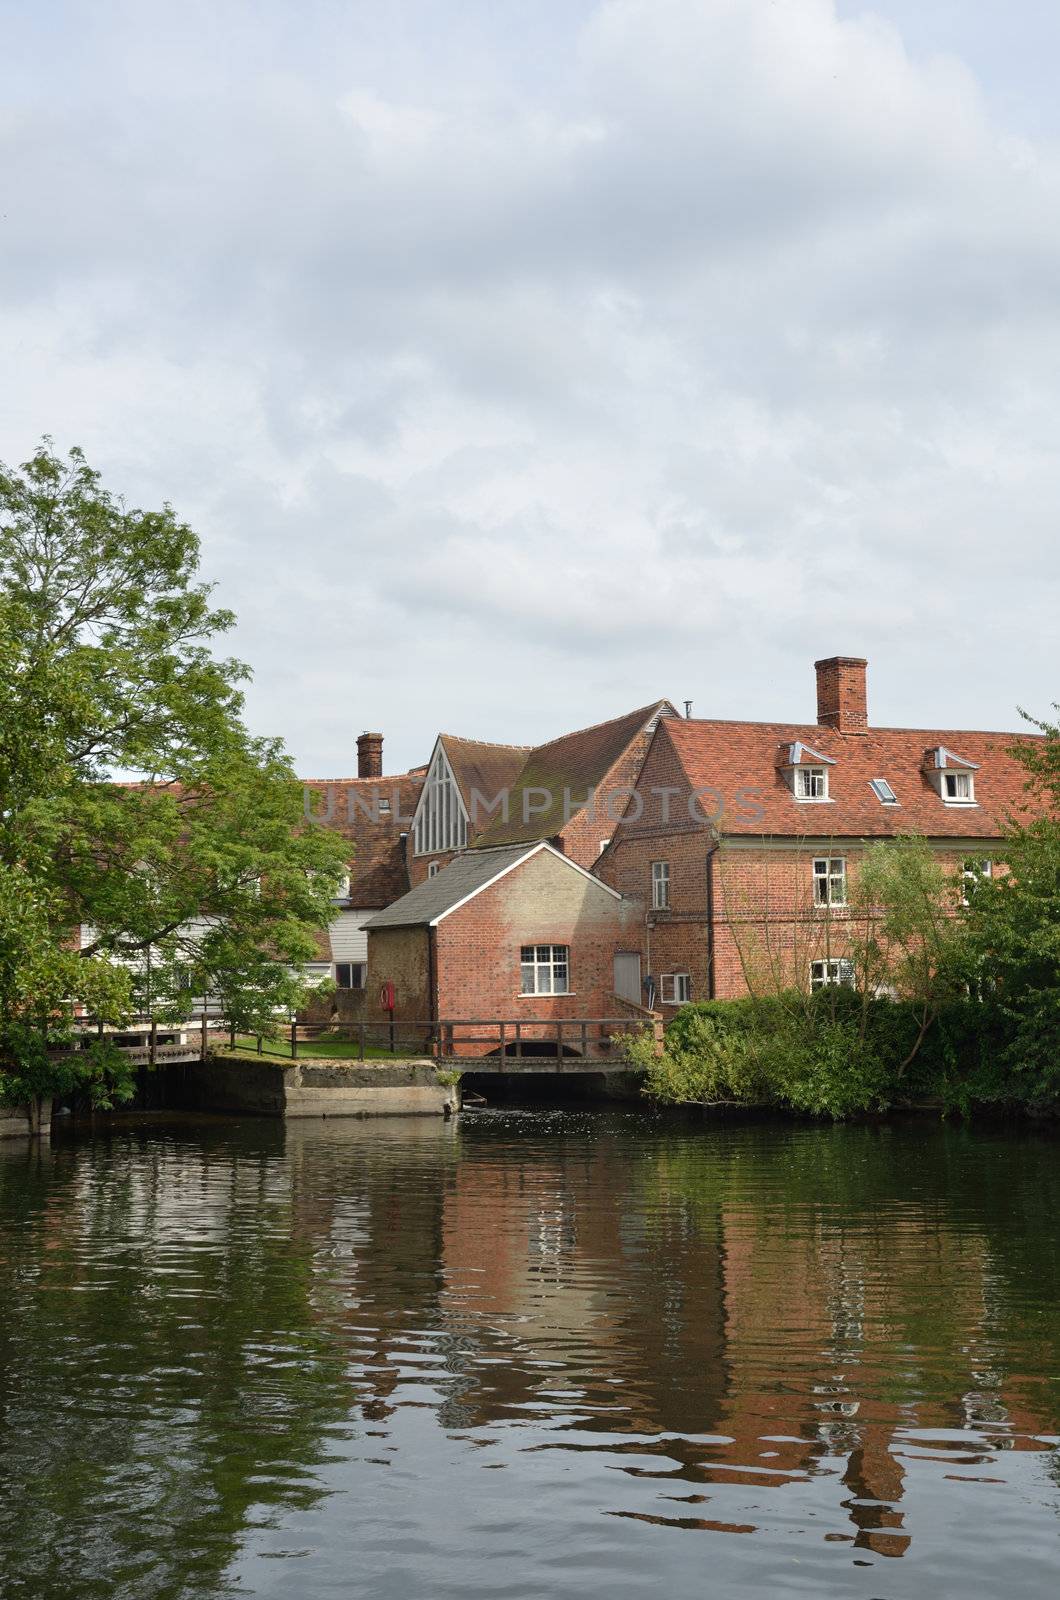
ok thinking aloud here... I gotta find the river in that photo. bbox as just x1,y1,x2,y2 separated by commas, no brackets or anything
1,1111,1057,1598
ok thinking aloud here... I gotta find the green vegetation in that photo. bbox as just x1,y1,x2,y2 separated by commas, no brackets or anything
0,441,349,1111
628,710,1058,1119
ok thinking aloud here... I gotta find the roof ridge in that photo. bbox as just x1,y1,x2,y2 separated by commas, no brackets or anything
300,772,423,784
439,733,533,751
529,698,674,751
669,718,1040,739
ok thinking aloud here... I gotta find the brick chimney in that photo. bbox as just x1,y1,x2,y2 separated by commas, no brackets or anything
357,731,384,778
814,657,868,735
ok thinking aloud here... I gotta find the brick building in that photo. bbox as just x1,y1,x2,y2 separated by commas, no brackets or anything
363,841,646,1053
305,702,675,1010
597,657,1043,1004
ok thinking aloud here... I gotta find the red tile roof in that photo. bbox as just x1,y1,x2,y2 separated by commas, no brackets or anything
658,718,1045,840
302,772,423,906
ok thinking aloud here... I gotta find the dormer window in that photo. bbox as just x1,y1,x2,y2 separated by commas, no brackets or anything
943,771,974,804
780,741,835,803
925,746,979,806
795,766,828,801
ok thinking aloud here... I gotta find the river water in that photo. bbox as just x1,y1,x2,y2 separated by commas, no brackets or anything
1,1111,1057,1599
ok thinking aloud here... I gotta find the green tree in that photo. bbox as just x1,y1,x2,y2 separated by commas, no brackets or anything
963,708,1060,1103
847,834,964,1073
0,440,349,1109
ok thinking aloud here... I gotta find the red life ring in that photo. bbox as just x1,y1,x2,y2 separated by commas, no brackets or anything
379,980,395,1011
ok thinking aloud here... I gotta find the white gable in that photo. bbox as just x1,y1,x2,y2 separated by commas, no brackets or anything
411,738,469,856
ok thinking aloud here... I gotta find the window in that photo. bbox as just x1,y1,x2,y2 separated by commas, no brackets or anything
813,856,847,907
811,959,855,990
651,860,671,909
869,778,899,806
520,944,570,995
378,797,391,813
961,858,992,905
795,766,829,801
333,871,351,900
599,839,610,857
943,771,975,804
428,860,440,878
335,961,366,990
413,743,469,855
660,973,691,1006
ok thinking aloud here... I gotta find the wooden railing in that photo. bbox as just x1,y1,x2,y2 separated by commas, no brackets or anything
69,1014,654,1065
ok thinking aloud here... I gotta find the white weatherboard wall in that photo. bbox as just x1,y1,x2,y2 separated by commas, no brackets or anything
328,909,376,964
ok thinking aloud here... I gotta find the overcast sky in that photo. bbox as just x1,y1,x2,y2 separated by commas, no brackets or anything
3,0,1058,775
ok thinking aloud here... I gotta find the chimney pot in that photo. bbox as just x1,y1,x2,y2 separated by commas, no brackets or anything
357,731,384,779
814,657,868,735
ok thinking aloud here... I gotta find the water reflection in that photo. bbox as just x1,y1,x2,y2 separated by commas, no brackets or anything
1,1114,1058,1599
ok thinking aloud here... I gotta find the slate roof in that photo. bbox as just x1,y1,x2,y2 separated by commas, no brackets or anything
472,701,675,848
364,844,536,929
654,718,1046,841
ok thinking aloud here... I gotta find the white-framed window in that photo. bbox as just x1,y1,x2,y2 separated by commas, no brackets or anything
428,860,440,878
813,856,847,907
335,961,366,990
651,860,671,909
660,973,691,1006
333,871,351,900
520,944,570,995
413,743,469,855
869,778,899,806
961,858,992,906
943,771,975,804
378,797,391,813
795,766,829,801
811,958,855,990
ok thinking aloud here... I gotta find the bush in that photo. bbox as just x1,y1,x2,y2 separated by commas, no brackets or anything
626,992,1044,1120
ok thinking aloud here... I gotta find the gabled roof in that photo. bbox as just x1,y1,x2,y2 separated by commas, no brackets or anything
364,841,620,929
472,701,676,848
777,740,836,768
924,745,980,771
437,735,531,814
650,718,1044,841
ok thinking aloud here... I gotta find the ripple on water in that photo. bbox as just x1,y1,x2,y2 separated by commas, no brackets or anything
1,1115,1059,1600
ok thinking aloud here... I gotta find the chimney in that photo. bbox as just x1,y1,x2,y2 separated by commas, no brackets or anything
357,731,384,778
814,657,868,735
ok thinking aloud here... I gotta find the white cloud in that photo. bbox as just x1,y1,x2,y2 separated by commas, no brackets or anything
1,0,1057,771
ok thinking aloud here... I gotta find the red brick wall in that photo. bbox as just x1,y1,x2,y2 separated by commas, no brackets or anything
599,726,996,999
558,724,658,867
432,849,644,1053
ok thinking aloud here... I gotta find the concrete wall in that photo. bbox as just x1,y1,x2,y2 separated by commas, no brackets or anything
0,1099,51,1139
186,1056,456,1117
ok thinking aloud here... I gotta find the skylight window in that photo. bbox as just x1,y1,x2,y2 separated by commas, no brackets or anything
869,778,899,806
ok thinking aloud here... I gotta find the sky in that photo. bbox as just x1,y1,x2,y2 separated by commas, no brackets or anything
2,0,1058,776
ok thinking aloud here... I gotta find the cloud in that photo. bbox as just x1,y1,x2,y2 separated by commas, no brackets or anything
1,0,1057,771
